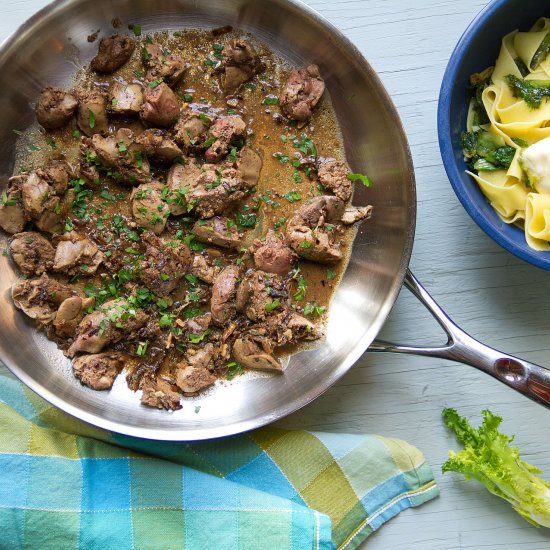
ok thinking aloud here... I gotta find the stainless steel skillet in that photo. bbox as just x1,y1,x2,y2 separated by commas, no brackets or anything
0,0,548,441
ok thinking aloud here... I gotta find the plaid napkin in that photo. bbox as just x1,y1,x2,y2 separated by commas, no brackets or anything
0,366,438,549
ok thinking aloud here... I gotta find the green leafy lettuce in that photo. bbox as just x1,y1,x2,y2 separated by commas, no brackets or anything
442,408,550,528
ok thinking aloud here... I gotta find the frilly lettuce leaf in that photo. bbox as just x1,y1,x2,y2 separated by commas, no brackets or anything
442,408,550,528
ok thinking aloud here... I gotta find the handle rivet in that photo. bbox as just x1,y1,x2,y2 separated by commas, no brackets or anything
494,358,526,383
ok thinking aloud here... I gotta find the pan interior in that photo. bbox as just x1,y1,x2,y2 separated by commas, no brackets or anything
0,0,415,440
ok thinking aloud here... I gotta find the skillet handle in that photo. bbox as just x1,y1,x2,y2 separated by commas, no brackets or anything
370,269,550,408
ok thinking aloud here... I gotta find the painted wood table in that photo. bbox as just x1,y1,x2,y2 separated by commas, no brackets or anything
2,0,550,548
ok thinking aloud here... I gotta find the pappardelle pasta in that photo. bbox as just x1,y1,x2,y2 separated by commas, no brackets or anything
463,17,550,251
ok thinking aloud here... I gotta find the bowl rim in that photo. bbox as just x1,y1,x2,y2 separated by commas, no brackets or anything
437,0,550,270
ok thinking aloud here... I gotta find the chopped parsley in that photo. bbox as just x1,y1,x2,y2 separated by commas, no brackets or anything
178,232,207,251
284,191,302,203
141,46,152,61
212,42,224,60
304,302,326,318
156,298,169,310
188,330,210,344
273,152,290,164
293,275,307,301
111,214,141,242
347,173,373,187
159,314,175,329
265,298,281,312
273,217,286,230
226,361,244,380
235,210,258,230
70,178,93,220
183,306,203,319
1,191,16,207
134,151,144,168
262,95,279,105
136,340,149,357
99,189,117,202
88,109,96,129
205,171,221,190
198,113,213,124
254,191,280,209
292,134,316,157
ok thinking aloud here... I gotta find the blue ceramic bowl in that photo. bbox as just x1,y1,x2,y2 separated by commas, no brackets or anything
438,0,550,270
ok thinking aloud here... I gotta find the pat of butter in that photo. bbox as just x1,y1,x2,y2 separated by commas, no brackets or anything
521,136,550,194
